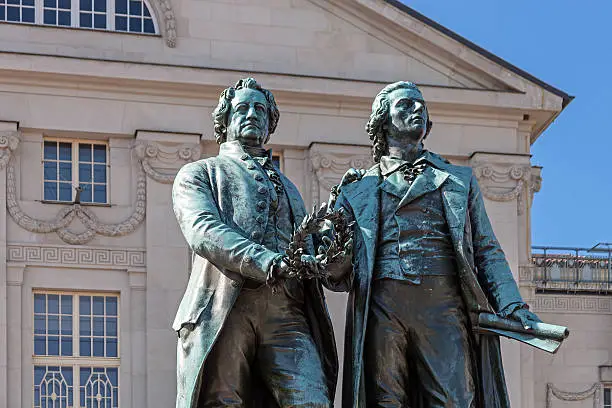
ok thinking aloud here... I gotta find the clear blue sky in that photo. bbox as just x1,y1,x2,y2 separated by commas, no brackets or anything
402,1,612,249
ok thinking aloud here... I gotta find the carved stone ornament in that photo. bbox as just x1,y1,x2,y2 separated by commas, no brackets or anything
472,164,541,215
309,151,373,203
133,139,201,184
0,130,20,169
546,383,601,408
149,0,177,48
4,133,200,245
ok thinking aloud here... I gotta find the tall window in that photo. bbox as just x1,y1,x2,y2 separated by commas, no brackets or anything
43,139,109,204
605,386,611,408
1,0,157,33
33,292,120,408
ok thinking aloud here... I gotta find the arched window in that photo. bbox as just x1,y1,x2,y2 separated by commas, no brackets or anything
0,0,158,34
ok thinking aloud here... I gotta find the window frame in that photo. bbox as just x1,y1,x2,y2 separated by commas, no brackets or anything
32,290,121,408
604,385,612,408
42,137,110,205
1,0,159,33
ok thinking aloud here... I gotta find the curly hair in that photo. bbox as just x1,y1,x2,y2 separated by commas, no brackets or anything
366,81,432,163
212,78,280,145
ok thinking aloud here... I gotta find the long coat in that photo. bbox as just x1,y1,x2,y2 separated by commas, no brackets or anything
172,141,338,408
333,151,525,408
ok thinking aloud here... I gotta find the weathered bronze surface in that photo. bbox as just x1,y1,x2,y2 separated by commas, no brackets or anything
327,81,543,408
172,78,337,408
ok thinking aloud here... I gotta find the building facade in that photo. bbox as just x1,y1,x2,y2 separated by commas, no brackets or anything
2,0,605,407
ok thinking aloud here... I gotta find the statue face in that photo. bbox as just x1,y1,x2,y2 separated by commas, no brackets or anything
386,87,429,147
226,88,269,148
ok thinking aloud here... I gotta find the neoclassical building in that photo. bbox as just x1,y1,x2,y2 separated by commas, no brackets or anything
2,0,607,407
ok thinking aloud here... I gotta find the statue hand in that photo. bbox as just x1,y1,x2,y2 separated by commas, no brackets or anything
318,236,353,282
509,308,542,330
340,168,366,188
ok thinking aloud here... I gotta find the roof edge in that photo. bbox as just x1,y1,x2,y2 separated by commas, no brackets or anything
384,0,574,108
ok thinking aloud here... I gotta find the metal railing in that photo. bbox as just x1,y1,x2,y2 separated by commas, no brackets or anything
531,243,612,293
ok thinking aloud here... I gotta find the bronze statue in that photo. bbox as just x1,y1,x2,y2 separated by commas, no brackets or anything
325,81,543,407
171,78,338,408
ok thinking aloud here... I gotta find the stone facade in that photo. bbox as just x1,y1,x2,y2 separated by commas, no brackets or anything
0,1,594,407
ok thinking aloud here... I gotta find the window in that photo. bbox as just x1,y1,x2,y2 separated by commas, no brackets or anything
33,292,120,408
43,139,109,204
605,386,611,408
1,0,157,34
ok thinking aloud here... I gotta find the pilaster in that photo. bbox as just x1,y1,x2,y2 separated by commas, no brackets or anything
6,262,25,408
135,130,201,407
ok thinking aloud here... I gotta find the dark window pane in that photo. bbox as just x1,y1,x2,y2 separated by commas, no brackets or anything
43,162,56,181
115,15,126,30
44,0,55,8
93,296,104,315
79,337,91,356
48,294,59,314
44,182,57,201
143,18,154,33
61,295,72,314
34,315,46,335
0,6,5,21
58,142,71,160
7,0,19,4
44,9,56,24
94,12,105,28
34,336,46,355
80,367,91,384
106,297,117,316
48,315,59,335
107,367,118,385
79,0,89,10
58,10,70,25
129,16,141,32
106,317,117,336
129,0,140,14
93,164,106,183
93,144,106,163
79,143,91,162
79,317,91,337
143,5,149,16
21,6,33,22
93,185,106,203
48,336,59,355
606,389,611,405
93,0,103,11
6,5,18,21
59,162,71,181
79,12,91,27
59,182,72,201
61,316,72,335
23,0,34,5
44,141,57,160
79,163,92,182
93,337,104,356
34,366,45,384
107,338,117,357
93,317,104,336
79,295,91,315
61,337,72,356
34,294,46,313
80,184,92,202
58,0,69,8
115,0,126,13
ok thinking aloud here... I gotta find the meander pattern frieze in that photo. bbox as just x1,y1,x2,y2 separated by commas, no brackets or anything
7,244,146,268
546,383,601,408
534,295,612,314
472,164,540,215
2,133,200,245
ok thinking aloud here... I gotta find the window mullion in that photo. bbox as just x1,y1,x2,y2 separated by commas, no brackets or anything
71,0,78,27
35,0,43,24
107,0,112,30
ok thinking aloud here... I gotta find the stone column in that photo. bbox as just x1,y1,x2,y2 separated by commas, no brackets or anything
0,122,18,408
134,131,202,408
308,142,372,407
469,151,539,408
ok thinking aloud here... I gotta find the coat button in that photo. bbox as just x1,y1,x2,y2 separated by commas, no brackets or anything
254,174,264,181
258,186,267,194
248,164,256,170
241,154,248,160
256,215,264,223
257,201,266,209
251,231,261,240
231,280,241,288
254,245,263,252
244,255,252,263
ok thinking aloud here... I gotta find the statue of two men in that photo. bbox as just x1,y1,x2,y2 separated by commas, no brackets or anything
172,78,541,407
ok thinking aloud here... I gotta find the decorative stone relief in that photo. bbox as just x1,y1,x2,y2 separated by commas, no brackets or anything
4,134,200,245
546,383,601,408
309,149,373,203
7,244,146,268
0,130,19,169
472,163,532,215
148,0,177,48
133,139,201,184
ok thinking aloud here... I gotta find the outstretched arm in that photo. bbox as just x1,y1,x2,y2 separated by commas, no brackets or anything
172,162,280,283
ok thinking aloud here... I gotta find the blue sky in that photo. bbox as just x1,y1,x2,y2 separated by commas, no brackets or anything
402,1,612,249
